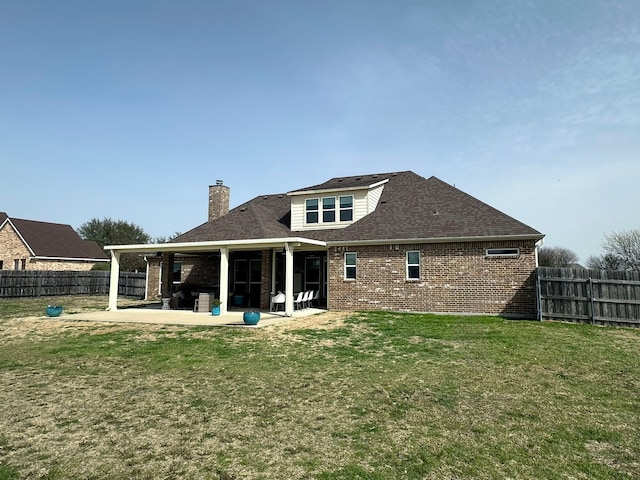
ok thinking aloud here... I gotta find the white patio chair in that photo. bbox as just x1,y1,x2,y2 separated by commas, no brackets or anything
311,290,320,307
271,292,285,312
294,291,305,310
303,290,313,309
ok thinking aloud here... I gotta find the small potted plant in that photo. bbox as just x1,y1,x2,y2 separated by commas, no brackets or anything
243,310,260,325
211,299,222,316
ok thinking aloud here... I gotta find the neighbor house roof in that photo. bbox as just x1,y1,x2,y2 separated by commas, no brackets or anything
174,171,543,245
2,216,109,260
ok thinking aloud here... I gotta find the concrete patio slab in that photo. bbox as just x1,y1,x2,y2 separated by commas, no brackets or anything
54,306,326,328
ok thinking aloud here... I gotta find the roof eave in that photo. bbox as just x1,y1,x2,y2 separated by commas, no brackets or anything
32,256,110,262
104,237,328,254
327,234,545,247
287,178,389,196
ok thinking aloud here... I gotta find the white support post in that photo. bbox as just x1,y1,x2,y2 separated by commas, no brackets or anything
285,242,294,316
271,248,277,295
219,247,229,315
107,250,120,311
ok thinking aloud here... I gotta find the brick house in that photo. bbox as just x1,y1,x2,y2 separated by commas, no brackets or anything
105,172,543,317
0,212,109,270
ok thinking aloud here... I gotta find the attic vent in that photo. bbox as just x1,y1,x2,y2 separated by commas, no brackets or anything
391,173,398,176
337,178,343,182
240,207,247,212
263,196,269,200
355,177,361,180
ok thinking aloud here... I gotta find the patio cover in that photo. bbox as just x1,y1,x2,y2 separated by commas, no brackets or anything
104,237,327,317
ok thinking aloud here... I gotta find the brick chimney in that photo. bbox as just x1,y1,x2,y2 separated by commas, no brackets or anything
208,180,230,222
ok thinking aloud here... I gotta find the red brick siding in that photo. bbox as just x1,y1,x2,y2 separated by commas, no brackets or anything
328,241,537,316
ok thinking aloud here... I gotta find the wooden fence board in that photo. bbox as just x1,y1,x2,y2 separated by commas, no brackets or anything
0,271,146,299
537,267,640,327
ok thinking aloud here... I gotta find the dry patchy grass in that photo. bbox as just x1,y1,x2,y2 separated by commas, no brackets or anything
0,305,639,479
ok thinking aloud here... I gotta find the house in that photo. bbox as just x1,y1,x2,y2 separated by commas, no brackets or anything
0,213,109,270
105,171,543,317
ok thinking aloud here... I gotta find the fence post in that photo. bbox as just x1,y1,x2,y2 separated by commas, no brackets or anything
587,277,595,325
536,271,542,321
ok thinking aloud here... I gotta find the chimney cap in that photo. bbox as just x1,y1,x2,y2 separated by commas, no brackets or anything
215,179,224,186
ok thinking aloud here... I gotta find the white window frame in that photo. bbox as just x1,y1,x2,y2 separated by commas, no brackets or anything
406,251,420,280
322,196,336,223
305,194,355,226
339,195,353,222
486,248,520,258
344,252,357,280
305,198,319,224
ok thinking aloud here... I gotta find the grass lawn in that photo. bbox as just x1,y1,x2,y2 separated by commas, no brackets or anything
0,296,639,479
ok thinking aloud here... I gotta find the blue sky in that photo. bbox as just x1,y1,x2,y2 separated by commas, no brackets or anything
1,0,638,262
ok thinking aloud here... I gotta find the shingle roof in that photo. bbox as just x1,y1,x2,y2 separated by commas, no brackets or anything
6,217,108,260
173,171,542,244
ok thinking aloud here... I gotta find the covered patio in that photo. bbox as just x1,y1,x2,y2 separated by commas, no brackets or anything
104,237,327,317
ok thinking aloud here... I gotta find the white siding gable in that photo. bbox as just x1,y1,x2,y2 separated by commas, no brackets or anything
289,180,387,232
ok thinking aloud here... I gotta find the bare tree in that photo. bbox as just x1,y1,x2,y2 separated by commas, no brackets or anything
538,246,579,267
601,229,640,271
585,253,624,271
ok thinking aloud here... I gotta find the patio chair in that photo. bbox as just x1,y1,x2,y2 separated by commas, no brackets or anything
311,290,320,307
303,290,313,309
294,291,305,310
271,292,285,312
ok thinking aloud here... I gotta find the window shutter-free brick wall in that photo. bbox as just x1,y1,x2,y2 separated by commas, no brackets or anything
328,240,537,317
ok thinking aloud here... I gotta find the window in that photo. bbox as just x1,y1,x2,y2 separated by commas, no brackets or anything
306,198,319,224
172,261,182,283
0,261,3,269
339,195,353,222
486,248,520,257
305,195,354,225
344,252,357,280
322,197,336,223
407,251,420,279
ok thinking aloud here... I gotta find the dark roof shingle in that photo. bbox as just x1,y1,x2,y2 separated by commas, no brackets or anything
7,217,108,259
173,171,542,244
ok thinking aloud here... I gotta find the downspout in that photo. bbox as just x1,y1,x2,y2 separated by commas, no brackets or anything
107,250,120,311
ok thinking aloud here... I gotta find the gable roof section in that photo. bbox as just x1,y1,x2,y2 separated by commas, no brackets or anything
173,171,542,245
7,217,108,260
175,194,292,243
308,173,542,242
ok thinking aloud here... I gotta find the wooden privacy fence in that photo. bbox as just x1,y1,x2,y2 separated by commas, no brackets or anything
0,271,146,299
537,267,640,327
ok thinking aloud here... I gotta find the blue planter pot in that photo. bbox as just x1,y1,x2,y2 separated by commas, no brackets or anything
46,306,63,317
243,311,260,325
211,305,221,316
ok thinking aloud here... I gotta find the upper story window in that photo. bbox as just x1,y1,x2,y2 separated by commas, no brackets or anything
322,197,335,222
306,198,319,224
339,195,353,221
305,195,354,226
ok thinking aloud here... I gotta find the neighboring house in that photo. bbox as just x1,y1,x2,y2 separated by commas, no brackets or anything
0,213,109,271
105,172,543,317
